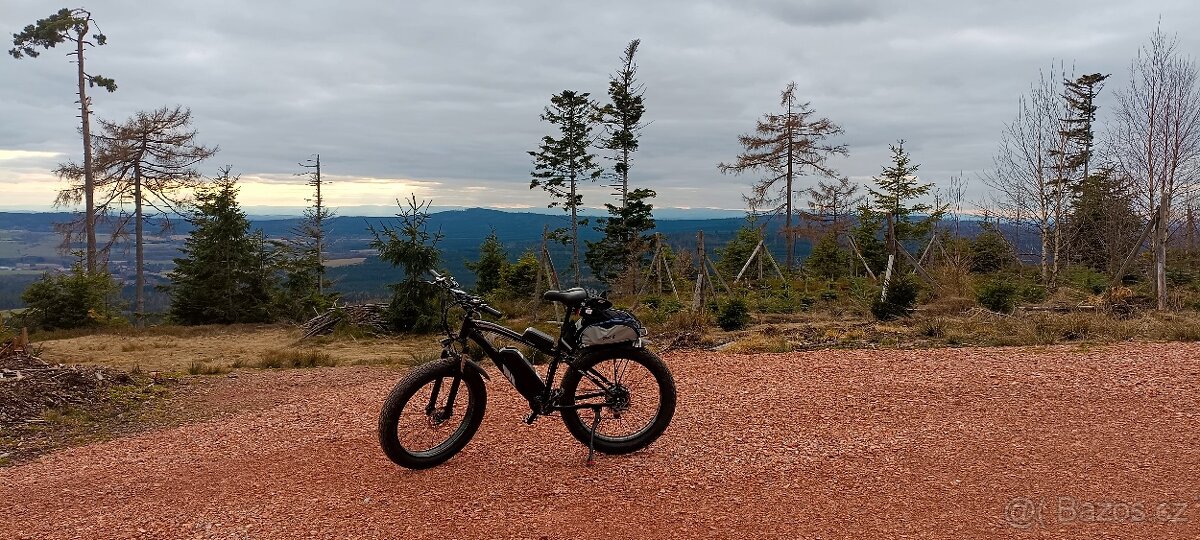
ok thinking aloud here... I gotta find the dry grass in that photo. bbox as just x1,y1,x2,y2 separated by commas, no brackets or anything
254,349,337,369
712,308,1200,354
36,325,431,373
187,360,230,375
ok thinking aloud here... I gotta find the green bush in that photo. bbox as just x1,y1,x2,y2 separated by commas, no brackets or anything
21,265,124,331
969,228,1015,273
716,298,751,331
1166,268,1197,288
1063,267,1109,295
1020,281,1047,303
976,279,1020,314
871,275,920,320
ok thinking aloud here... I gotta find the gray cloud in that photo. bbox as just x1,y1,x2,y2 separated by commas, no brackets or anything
2,0,1198,212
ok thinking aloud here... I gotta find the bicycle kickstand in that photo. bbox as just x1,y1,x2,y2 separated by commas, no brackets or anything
586,405,602,467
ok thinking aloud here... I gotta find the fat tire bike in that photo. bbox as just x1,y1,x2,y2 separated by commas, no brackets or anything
378,271,676,469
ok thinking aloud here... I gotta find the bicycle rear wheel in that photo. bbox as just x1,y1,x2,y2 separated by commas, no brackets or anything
559,346,676,455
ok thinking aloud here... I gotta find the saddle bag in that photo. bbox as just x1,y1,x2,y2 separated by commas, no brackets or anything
574,297,647,348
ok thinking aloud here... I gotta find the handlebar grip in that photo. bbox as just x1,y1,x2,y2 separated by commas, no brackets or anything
481,304,502,318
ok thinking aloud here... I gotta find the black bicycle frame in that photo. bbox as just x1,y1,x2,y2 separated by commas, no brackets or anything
447,309,616,416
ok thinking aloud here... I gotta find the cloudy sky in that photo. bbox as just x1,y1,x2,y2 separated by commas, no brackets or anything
2,0,1198,215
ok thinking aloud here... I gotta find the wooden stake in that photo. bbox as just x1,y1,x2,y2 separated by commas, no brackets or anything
706,257,730,292
880,254,895,301
693,231,707,310
1112,207,1158,289
845,234,877,281
898,243,940,292
734,241,765,283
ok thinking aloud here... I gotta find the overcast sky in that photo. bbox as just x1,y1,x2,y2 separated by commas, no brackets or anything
2,0,1198,215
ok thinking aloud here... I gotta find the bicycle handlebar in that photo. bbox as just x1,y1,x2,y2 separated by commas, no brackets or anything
425,271,503,318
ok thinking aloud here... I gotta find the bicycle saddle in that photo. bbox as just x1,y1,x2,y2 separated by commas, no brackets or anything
542,288,588,306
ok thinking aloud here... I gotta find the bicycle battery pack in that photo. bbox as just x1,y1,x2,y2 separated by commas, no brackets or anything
521,327,556,353
495,347,546,397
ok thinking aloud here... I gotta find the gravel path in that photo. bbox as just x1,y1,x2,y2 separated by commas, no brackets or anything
4,343,1200,539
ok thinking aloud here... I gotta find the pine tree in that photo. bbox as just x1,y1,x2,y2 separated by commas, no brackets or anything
11,8,117,273
588,39,655,285
866,141,943,259
466,231,509,295
719,82,847,272
167,171,275,325
369,196,444,333
529,90,602,286
586,188,656,285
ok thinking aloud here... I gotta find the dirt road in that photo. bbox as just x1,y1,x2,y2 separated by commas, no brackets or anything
4,343,1199,539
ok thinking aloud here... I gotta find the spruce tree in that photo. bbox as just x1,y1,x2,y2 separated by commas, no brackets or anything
588,39,654,285
369,196,444,333
866,141,944,259
167,171,275,325
466,231,509,295
529,90,602,286
586,188,656,285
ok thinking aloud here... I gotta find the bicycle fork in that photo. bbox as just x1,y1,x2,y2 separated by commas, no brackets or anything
424,376,463,424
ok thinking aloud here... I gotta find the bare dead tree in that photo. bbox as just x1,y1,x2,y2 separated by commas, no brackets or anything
983,64,1073,286
58,106,217,326
11,8,117,273
719,82,847,272
297,154,334,295
1108,26,1200,310
805,176,862,233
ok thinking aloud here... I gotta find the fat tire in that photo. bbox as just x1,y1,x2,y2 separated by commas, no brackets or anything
378,357,486,469
559,346,676,455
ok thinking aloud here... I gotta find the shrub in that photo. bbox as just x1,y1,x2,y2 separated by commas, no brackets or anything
915,317,949,338
256,349,337,368
716,298,751,331
1166,268,1197,288
976,278,1020,314
21,265,124,331
1064,267,1109,295
871,275,919,320
969,228,1015,273
1019,281,1047,303
187,360,229,375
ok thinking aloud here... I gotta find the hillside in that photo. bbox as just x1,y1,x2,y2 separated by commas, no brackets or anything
0,208,1006,309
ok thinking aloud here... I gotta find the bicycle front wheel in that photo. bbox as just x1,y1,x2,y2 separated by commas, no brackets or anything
378,357,487,469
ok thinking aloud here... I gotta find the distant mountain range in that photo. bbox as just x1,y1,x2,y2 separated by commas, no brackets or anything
0,207,1010,309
